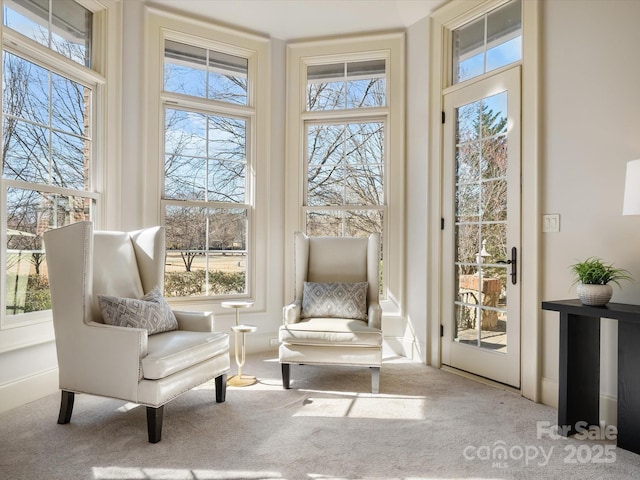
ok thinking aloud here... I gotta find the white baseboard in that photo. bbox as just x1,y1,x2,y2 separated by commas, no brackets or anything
600,394,617,427
383,336,425,362
541,376,558,408
0,368,58,414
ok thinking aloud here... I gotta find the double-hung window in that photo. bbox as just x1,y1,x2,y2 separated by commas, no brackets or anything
304,59,386,238
1,0,100,324
161,37,253,298
286,35,405,304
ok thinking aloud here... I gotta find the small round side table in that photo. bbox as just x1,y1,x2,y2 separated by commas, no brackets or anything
221,300,256,387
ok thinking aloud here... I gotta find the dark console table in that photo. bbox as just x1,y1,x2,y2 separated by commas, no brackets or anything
542,299,640,454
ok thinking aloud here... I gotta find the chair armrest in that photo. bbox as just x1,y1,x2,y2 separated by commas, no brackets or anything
174,310,215,332
283,301,301,325
368,303,382,330
85,320,149,360
58,322,148,402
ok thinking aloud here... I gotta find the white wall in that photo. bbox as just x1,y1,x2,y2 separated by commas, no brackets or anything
540,0,640,421
0,335,57,413
120,0,145,230
404,17,431,361
265,36,287,341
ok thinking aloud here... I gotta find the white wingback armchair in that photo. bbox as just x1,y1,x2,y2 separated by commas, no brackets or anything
279,232,383,393
44,222,230,443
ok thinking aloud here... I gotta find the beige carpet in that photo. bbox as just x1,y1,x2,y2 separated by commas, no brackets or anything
1,352,639,480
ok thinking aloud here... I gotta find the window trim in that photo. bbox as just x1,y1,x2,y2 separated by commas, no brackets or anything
285,33,405,315
144,7,270,312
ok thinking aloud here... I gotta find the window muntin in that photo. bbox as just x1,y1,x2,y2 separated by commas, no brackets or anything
306,59,386,111
162,38,252,299
164,39,248,105
453,0,521,84
3,0,92,67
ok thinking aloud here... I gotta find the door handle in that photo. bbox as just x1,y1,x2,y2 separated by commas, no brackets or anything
496,247,517,285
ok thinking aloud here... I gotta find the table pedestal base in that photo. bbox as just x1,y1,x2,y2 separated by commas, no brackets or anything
227,374,257,387
228,322,257,388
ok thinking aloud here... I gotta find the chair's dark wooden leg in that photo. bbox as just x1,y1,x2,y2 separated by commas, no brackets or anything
215,373,227,403
147,406,164,444
57,390,74,424
281,363,290,389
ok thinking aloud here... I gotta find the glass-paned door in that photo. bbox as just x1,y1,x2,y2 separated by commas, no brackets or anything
441,67,521,388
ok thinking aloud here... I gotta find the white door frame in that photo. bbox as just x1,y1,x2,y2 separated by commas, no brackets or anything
427,0,541,401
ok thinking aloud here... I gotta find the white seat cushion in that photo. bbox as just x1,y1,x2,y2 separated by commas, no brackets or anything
142,330,229,380
279,317,382,347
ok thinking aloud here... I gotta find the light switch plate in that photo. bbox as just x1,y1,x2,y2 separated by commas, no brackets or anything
543,214,560,233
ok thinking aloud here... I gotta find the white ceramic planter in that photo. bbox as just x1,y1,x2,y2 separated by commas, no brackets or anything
576,283,613,306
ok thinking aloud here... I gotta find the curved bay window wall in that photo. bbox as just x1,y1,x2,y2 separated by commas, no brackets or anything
2,0,97,324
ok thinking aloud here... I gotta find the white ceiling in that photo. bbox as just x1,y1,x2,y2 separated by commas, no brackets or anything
148,0,443,41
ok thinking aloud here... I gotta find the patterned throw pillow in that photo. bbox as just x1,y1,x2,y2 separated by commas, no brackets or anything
97,286,178,335
301,282,368,321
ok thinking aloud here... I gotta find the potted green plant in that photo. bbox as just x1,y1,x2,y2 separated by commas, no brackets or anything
570,257,633,306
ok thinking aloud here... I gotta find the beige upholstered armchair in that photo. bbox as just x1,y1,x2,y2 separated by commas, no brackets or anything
44,222,230,443
279,232,383,393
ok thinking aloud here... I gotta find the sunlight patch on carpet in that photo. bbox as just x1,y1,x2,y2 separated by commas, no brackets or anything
293,394,426,419
92,466,282,479
308,475,495,480
116,402,141,413
93,467,491,480
194,377,284,391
